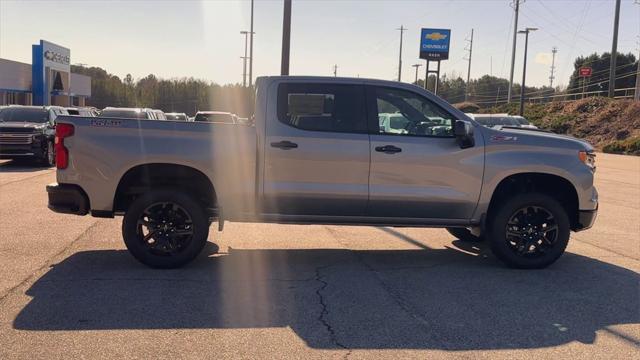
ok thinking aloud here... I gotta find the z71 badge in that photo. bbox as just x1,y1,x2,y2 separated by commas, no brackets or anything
91,119,123,127
491,135,518,142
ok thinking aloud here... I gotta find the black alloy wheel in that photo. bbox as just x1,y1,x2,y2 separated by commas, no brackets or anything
505,206,558,258
137,202,194,256
122,189,209,268
489,193,570,269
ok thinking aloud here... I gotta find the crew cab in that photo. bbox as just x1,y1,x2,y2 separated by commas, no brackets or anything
46,76,598,269
0,105,68,166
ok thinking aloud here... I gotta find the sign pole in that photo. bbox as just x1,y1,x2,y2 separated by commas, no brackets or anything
424,60,429,90
434,60,440,95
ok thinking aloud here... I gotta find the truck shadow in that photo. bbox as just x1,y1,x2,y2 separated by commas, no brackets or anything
13,240,640,350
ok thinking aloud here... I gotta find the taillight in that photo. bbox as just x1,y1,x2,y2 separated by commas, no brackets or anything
55,123,74,169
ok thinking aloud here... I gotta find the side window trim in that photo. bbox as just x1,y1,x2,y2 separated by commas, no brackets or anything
364,85,456,138
276,82,368,135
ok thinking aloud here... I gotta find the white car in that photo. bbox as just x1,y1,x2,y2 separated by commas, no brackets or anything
467,113,537,129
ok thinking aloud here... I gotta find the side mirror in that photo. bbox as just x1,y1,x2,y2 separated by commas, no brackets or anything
454,120,475,149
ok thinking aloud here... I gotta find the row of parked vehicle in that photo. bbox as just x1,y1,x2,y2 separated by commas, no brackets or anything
100,107,251,125
0,105,250,166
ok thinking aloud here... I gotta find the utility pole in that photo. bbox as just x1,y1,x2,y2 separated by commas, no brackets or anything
249,0,255,86
508,0,522,103
549,46,558,88
281,0,292,76
396,25,406,82
333,64,338,77
464,28,474,101
240,31,250,87
412,64,422,84
635,36,640,101
518,27,537,116
608,0,621,97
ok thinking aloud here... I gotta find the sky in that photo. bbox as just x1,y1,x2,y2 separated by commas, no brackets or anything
0,0,639,88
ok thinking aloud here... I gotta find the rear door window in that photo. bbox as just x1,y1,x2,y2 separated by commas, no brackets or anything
277,83,367,133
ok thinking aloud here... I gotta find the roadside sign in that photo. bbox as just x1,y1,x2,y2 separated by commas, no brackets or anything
419,28,451,60
579,67,592,77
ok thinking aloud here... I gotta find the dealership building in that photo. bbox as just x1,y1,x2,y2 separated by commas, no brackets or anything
0,40,91,107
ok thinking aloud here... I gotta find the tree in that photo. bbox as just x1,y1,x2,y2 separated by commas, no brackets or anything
567,52,637,95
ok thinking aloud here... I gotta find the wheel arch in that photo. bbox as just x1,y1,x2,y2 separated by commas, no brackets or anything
113,163,217,216
485,172,580,231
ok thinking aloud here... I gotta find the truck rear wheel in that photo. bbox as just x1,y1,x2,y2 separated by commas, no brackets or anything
446,227,484,242
122,189,209,268
488,193,570,269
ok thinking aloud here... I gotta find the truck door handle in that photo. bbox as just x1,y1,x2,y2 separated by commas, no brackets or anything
270,140,298,150
375,145,402,154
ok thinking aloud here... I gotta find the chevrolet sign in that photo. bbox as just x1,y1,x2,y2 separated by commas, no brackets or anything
420,28,451,61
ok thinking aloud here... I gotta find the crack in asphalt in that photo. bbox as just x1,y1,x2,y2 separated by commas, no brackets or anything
0,219,100,304
314,264,352,359
321,225,458,347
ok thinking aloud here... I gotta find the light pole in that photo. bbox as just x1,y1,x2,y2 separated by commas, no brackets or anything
396,25,406,82
240,31,250,87
412,64,422,84
281,0,292,75
518,27,537,116
248,0,255,87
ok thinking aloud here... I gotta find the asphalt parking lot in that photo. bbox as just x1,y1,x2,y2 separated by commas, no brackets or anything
0,153,638,359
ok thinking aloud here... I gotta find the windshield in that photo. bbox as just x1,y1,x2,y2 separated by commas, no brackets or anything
0,108,49,123
101,110,149,119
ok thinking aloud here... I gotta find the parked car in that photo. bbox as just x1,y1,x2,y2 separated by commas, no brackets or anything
47,76,597,270
100,107,155,119
151,109,166,120
165,112,189,121
65,107,98,117
468,113,538,129
0,105,68,166
194,111,236,124
236,117,252,126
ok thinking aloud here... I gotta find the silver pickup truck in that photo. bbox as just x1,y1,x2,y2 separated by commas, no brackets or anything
46,76,598,269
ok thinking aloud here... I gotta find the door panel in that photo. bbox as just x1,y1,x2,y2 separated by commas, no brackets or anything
262,82,370,216
366,86,483,219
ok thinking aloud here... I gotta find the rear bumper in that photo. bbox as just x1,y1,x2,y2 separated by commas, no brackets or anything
46,183,89,215
575,207,598,232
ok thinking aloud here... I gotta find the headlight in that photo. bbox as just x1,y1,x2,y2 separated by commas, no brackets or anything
579,150,596,171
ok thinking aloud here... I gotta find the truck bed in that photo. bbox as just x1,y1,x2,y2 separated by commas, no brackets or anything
55,116,257,216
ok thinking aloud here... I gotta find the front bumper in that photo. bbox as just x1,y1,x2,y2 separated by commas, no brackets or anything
575,206,598,231
46,183,89,215
0,140,46,159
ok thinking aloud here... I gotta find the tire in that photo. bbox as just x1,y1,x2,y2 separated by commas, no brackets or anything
41,140,55,167
122,189,209,268
446,227,484,242
488,193,570,269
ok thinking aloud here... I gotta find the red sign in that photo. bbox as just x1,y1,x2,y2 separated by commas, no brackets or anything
579,67,592,77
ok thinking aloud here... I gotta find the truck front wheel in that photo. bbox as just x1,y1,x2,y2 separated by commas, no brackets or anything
122,189,209,268
488,193,570,269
